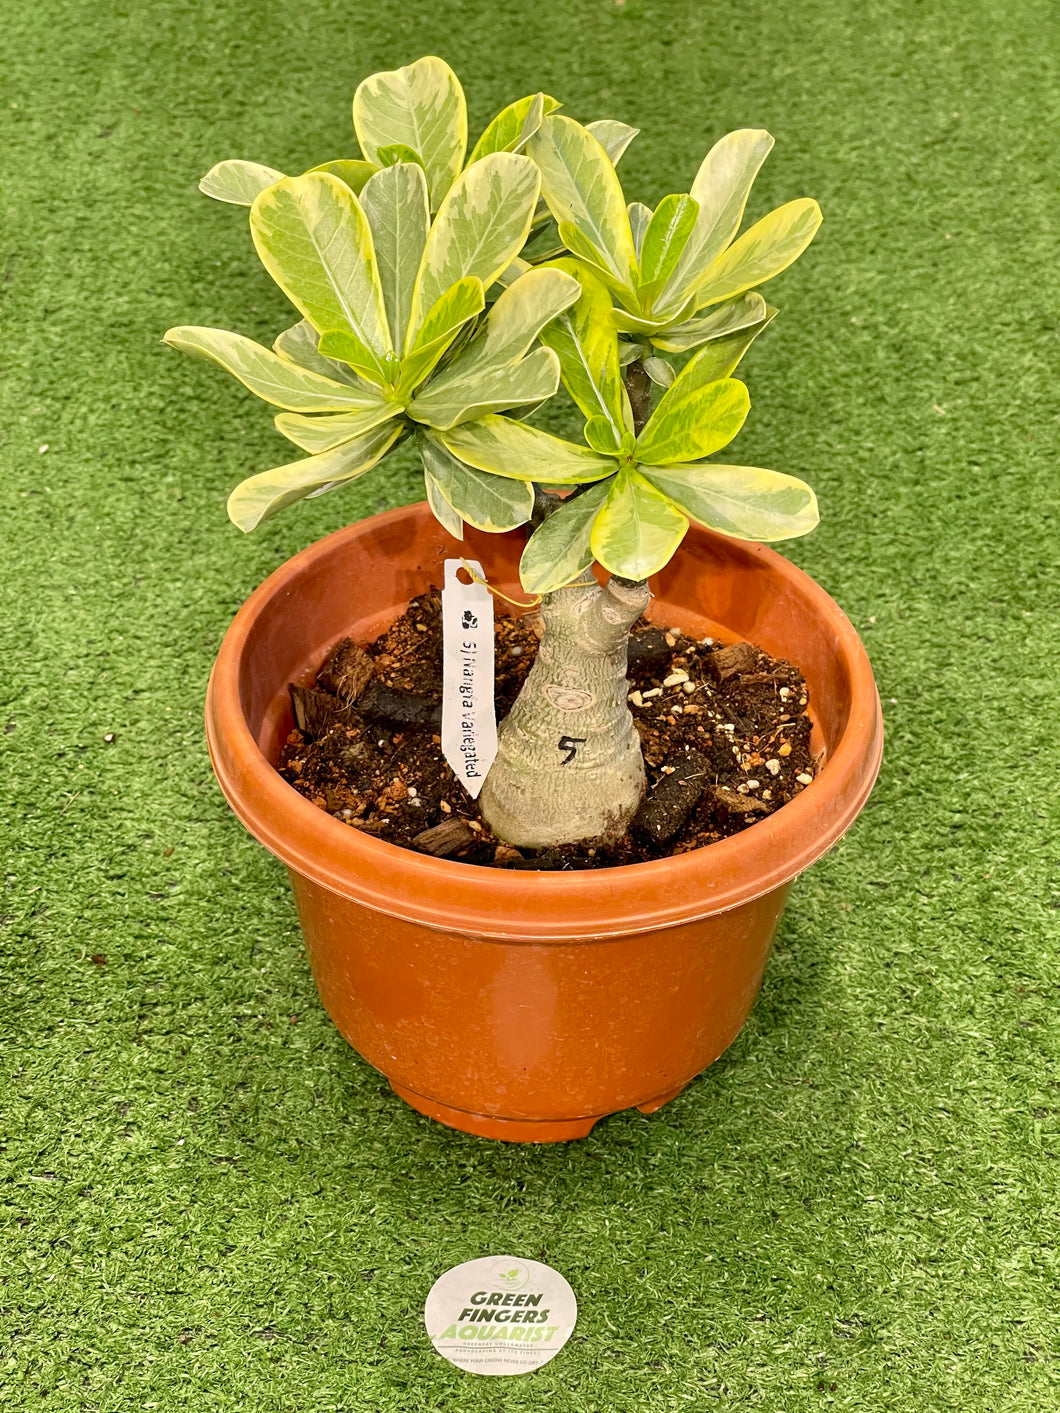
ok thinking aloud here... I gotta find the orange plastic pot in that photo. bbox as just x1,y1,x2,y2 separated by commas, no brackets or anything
206,504,883,1142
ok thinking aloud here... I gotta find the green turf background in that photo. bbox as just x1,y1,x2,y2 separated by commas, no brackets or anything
2,0,1058,1407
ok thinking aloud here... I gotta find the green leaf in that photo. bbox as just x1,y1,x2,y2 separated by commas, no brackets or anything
423,466,464,539
537,260,631,446
352,56,467,210
468,92,561,163
420,434,534,531
250,174,392,382
409,345,560,428
697,198,823,307
527,116,637,291
656,129,774,314
273,319,368,386
611,298,696,337
642,357,675,388
398,275,485,392
306,159,378,194
590,466,689,579
519,480,613,593
406,153,540,344
375,143,425,170
274,402,399,453
641,463,819,541
638,195,699,298
199,159,285,205
359,162,430,351
650,291,767,353
437,416,617,484
227,420,405,531
317,328,398,384
636,369,749,466
584,119,639,166
162,326,383,412
627,202,653,260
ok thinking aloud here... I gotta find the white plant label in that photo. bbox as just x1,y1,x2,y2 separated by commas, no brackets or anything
441,560,497,799
424,1255,578,1376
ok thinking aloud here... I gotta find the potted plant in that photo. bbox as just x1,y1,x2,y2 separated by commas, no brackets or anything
166,58,883,1141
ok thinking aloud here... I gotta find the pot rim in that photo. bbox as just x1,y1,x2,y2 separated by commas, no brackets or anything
206,505,884,942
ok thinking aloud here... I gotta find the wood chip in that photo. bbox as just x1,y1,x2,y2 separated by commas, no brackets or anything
632,749,710,843
316,638,374,703
711,785,770,816
412,818,475,857
706,641,760,683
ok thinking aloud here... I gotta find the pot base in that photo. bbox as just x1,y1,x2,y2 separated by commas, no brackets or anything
389,1079,692,1143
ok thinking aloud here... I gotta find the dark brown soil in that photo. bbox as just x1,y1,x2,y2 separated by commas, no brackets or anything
277,588,820,870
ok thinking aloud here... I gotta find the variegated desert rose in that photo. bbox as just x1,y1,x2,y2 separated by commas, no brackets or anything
165,57,822,849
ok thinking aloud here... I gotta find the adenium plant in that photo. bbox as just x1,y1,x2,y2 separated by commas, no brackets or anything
165,57,823,851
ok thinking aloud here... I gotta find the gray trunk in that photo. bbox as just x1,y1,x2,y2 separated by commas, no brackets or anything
479,575,650,848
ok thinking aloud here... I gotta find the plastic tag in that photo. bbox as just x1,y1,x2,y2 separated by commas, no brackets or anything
441,560,497,799
424,1255,578,1376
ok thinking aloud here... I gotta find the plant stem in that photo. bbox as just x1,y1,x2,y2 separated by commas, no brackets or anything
625,359,653,436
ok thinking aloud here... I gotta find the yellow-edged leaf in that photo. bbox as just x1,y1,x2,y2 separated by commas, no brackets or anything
406,152,540,342
436,415,617,483
641,463,819,541
527,116,638,290
519,479,612,593
468,92,561,163
651,291,767,353
656,129,774,314
397,275,485,392
697,198,823,307
590,466,688,579
352,56,467,209
584,119,639,166
273,402,399,453
272,319,368,387
536,260,631,447
423,466,464,540
420,434,534,531
199,159,285,205
227,420,405,531
636,368,750,466
250,174,392,381
162,326,384,412
409,346,560,428
667,305,777,383
306,159,378,193
637,194,699,299
359,162,430,350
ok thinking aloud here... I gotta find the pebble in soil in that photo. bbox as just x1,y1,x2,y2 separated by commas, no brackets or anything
277,588,819,871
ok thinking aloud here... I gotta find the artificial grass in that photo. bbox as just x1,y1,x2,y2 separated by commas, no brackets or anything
1,0,1057,1407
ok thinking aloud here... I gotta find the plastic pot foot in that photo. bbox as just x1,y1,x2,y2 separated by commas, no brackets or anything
635,1082,690,1115
389,1082,601,1143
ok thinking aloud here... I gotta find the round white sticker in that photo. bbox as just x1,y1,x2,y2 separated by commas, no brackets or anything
424,1255,578,1376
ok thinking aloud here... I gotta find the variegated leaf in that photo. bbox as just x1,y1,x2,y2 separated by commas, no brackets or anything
468,92,561,163
398,275,485,392
274,402,400,453
655,129,774,315
641,463,819,541
527,116,638,290
437,415,617,483
227,420,405,531
423,466,464,539
519,480,613,593
697,198,823,307
590,466,689,579
667,306,776,383
250,174,392,381
651,291,767,353
437,266,580,377
409,346,560,428
584,119,639,166
359,162,430,350
273,319,368,387
406,153,540,343
162,326,383,412
306,159,378,193
642,357,675,388
537,260,631,447
421,434,534,531
636,370,749,466
352,56,467,210
627,202,653,260
611,298,696,337
199,159,285,205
